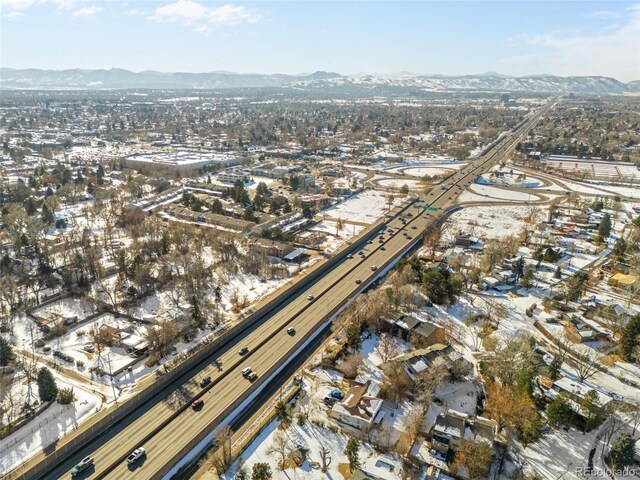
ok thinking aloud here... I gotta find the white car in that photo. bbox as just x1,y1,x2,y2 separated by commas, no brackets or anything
126,447,145,464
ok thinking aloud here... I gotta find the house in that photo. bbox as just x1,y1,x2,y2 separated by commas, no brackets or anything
331,381,384,430
608,272,639,289
251,238,294,258
385,316,445,347
546,377,613,414
481,277,501,290
431,410,498,455
393,344,472,381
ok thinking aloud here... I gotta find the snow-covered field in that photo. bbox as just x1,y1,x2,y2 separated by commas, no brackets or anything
394,166,456,177
322,190,406,224
459,184,541,203
376,178,421,189
445,205,544,240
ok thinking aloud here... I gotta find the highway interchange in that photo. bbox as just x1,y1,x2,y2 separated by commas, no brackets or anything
22,100,555,480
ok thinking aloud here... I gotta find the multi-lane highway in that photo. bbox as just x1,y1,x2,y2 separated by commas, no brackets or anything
19,100,554,480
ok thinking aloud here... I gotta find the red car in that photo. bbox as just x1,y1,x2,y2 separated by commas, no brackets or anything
191,399,204,409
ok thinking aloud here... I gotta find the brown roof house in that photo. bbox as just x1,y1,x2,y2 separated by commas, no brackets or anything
331,381,384,431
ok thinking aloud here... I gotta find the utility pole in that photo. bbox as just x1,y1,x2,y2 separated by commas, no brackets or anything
106,353,118,406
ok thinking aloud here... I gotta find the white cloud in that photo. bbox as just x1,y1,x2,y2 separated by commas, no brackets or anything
4,9,24,17
152,0,260,30
71,5,102,18
520,4,640,82
0,0,75,11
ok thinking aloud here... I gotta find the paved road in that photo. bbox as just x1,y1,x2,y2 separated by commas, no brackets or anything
24,100,556,480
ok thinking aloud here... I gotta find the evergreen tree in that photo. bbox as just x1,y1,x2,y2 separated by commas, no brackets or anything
598,213,612,239
547,393,571,428
97,164,105,185
274,400,292,425
251,463,272,480
24,197,37,216
41,204,54,224
423,269,462,305
620,314,640,362
191,295,204,328
609,433,635,470
37,367,58,402
580,390,604,431
549,356,562,381
346,322,362,352
520,267,535,289
512,257,525,279
0,337,16,366
242,207,255,222
612,237,627,262
344,437,361,472
554,266,562,279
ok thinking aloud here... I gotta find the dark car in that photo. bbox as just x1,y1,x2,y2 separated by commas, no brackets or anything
71,457,94,477
287,327,296,335
238,347,249,356
199,376,211,388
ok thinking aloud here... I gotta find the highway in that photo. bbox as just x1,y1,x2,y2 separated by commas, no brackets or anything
23,100,555,480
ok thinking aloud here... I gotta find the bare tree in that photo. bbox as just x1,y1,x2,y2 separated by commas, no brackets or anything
318,443,332,472
210,425,233,474
415,364,449,415
268,430,290,470
574,350,600,383
375,334,399,364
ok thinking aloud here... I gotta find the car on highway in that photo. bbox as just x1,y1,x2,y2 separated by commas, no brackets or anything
242,367,258,381
355,279,362,284
199,376,211,388
380,246,385,251
330,390,344,400
307,295,315,301
71,456,94,477
371,265,378,271
346,254,353,259
238,347,249,356
191,398,204,409
126,448,146,464
367,240,373,244
287,327,296,335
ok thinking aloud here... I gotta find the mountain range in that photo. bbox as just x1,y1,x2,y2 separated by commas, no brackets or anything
1,68,638,95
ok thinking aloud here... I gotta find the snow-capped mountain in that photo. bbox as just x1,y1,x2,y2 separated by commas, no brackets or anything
0,68,637,94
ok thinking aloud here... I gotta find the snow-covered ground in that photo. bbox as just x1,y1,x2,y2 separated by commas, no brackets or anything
394,166,456,177
459,184,541,203
445,204,544,240
0,372,101,475
376,178,421,189
322,190,406,224
478,169,542,188
309,221,366,253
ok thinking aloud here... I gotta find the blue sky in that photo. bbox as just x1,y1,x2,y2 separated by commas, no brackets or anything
2,1,639,81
